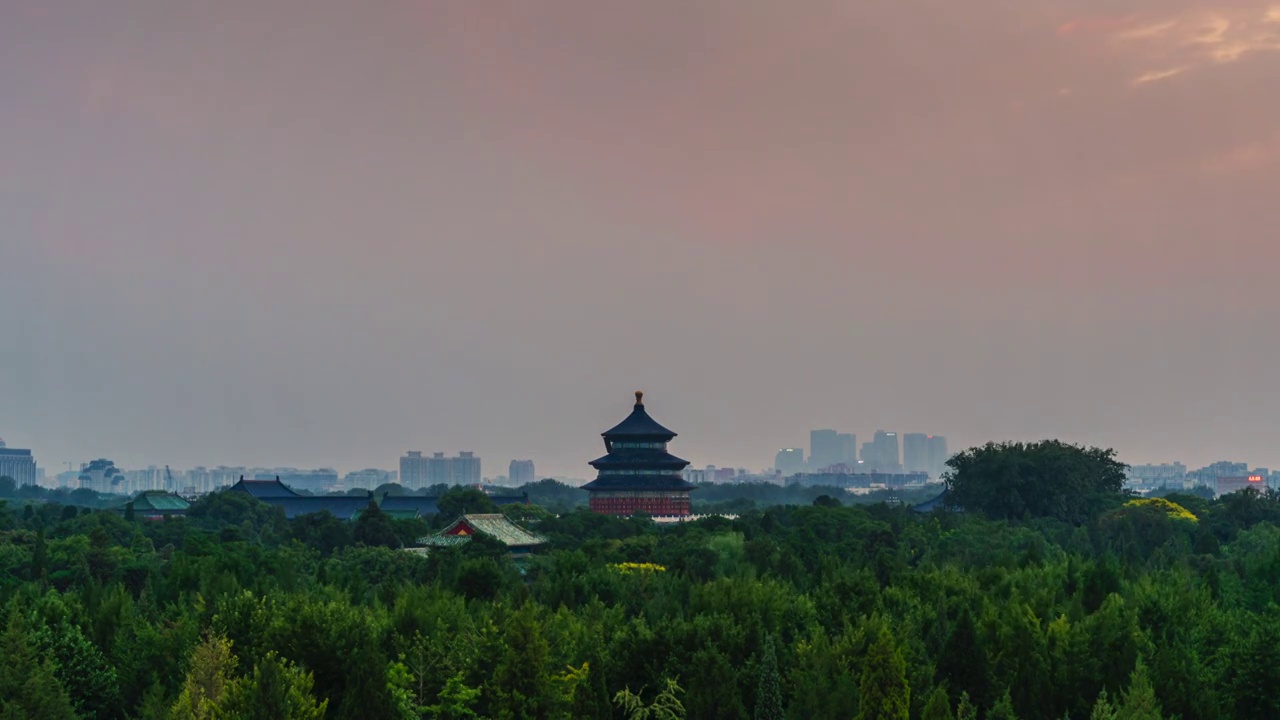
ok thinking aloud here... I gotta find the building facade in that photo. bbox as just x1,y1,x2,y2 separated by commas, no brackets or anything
0,440,37,487
401,451,482,488
583,392,695,516
774,448,806,475
509,459,535,486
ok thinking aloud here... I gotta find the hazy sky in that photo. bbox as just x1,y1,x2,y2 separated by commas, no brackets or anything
3,1,1279,479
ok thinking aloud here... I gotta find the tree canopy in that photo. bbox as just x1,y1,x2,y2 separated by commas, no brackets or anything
943,440,1128,523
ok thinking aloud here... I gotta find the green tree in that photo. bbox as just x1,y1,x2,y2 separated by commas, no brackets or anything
1115,662,1162,720
986,689,1019,720
753,635,784,720
171,634,237,720
490,605,554,720
921,686,954,720
436,487,498,519
353,502,400,549
614,678,686,720
423,671,480,720
1089,689,1117,720
0,608,78,719
954,692,978,720
944,441,1127,523
32,619,121,719
219,651,328,720
857,628,909,720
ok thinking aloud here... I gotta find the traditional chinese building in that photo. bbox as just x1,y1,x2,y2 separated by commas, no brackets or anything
414,513,546,558
583,391,695,516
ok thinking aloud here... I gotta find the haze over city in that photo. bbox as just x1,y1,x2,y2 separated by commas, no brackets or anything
3,1,1279,478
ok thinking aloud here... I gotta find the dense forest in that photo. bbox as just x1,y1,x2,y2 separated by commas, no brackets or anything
3,441,1279,719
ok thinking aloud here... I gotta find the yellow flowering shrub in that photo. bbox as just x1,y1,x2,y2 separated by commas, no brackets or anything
609,562,667,574
1124,497,1198,522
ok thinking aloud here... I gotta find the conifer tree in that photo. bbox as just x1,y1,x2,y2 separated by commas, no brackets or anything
1116,662,1163,720
987,689,1019,720
857,627,910,720
170,634,237,720
1089,689,1117,720
922,686,955,720
955,692,979,720
755,635,784,720
219,651,328,720
0,609,77,720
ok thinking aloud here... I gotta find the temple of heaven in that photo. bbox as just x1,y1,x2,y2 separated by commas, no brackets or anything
582,391,695,516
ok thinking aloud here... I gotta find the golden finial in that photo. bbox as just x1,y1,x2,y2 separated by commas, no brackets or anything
635,390,644,405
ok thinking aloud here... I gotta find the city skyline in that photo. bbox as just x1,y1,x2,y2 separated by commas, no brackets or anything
4,2,1280,479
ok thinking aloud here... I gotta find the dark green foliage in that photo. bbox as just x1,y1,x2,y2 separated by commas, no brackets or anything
944,441,1127,523
352,501,398,548
3,441,1280,719
436,486,499,519
857,627,909,720
754,635,784,720
921,686,954,720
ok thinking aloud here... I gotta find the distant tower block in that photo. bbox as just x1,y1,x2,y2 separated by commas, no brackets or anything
582,391,695,516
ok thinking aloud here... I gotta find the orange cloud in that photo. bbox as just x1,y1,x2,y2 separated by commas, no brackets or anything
1203,130,1280,174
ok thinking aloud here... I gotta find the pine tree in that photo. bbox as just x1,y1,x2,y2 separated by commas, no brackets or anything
491,605,554,720
922,686,955,720
986,689,1019,720
219,651,328,720
1116,662,1163,720
857,627,910,720
955,692,979,720
0,608,77,720
1090,689,1118,720
754,635,784,720
170,634,237,720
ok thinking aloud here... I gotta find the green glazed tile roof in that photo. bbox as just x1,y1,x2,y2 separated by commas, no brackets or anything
418,513,545,548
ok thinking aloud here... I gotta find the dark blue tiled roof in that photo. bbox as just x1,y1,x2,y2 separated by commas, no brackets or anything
602,396,677,439
589,450,690,469
581,475,696,492
268,496,375,520
379,496,441,517
229,478,300,499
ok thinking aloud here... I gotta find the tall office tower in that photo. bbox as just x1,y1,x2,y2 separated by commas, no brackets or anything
509,459,535,486
839,433,858,466
903,433,929,473
774,448,806,475
400,451,428,489
451,452,481,485
869,431,901,472
925,435,949,478
809,429,843,471
0,439,37,487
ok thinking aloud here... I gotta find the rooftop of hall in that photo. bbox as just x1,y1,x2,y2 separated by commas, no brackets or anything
580,474,697,492
417,513,547,549
588,449,691,469
601,391,677,440
228,476,301,499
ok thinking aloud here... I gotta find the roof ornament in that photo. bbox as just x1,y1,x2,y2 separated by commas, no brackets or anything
635,390,644,406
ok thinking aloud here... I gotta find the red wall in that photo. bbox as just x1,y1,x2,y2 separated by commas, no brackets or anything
589,493,691,516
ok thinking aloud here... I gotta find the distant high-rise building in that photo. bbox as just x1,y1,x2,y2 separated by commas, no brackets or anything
925,435,948,478
345,468,396,491
903,433,929,474
79,459,123,494
400,451,428,489
865,431,901,472
839,433,858,466
775,448,806,475
809,429,841,471
452,452,481,485
509,459,535,486
0,439,37,487
427,453,453,485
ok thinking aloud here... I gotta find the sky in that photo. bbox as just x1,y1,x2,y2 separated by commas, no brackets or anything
2,1,1279,479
